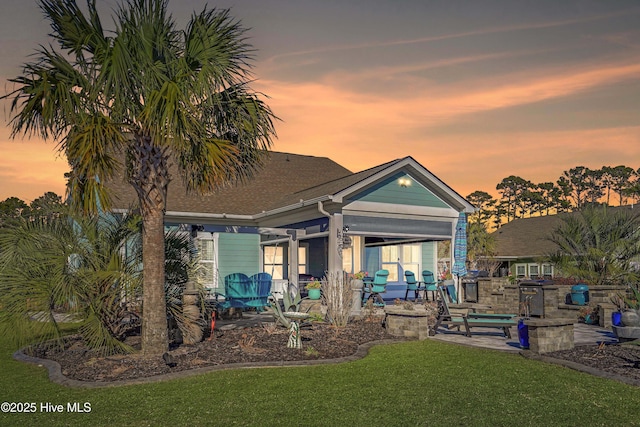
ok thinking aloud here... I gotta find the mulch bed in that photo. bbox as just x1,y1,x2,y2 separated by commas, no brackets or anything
25,319,394,383
545,343,640,383
22,319,640,386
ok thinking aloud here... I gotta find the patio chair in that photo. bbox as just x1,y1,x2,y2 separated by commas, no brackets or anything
363,269,389,306
444,283,458,304
404,270,421,301
432,286,517,338
421,270,438,301
246,273,272,311
218,273,251,311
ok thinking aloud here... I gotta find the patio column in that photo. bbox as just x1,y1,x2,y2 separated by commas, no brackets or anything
288,230,299,290
327,213,344,276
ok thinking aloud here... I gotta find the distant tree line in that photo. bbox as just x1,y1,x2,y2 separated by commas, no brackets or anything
0,192,65,227
467,165,640,230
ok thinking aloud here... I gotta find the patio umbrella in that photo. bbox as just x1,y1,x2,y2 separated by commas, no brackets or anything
452,212,468,298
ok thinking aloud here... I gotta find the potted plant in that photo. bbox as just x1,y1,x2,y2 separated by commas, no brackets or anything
349,271,368,288
610,293,625,326
620,286,640,327
305,278,322,300
440,270,454,285
578,305,599,325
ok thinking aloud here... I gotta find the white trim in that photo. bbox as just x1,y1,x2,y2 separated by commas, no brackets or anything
343,201,459,219
333,157,475,213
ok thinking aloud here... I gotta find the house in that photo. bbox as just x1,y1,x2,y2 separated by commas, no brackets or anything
107,152,475,298
492,215,562,279
493,205,640,280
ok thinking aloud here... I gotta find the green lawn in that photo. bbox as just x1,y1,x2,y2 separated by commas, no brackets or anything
1,332,638,427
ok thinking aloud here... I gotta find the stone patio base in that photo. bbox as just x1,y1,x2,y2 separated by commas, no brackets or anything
524,318,574,354
384,306,433,340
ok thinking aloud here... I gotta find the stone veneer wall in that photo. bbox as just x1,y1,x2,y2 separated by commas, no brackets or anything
471,278,626,321
384,306,433,340
475,278,519,314
523,318,575,354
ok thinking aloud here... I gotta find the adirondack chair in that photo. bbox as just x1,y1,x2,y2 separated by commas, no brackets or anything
421,270,438,301
444,283,458,304
218,273,251,310
432,287,517,338
363,269,389,306
404,270,421,301
245,273,272,311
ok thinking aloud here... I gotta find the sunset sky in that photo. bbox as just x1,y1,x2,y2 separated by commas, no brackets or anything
1,0,639,203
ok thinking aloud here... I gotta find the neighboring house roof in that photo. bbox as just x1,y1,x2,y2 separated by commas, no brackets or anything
493,205,640,260
493,215,564,260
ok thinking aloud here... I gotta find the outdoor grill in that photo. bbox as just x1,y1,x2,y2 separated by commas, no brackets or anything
461,271,487,303
519,280,554,317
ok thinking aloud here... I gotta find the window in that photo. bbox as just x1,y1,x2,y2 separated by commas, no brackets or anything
381,244,421,282
381,245,399,281
515,264,526,278
197,237,218,290
542,264,553,278
402,244,421,277
264,245,284,280
298,246,307,275
528,264,540,278
342,236,363,275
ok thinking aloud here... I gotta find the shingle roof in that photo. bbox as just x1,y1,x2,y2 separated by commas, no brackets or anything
493,215,564,259
275,159,403,206
493,205,640,259
106,151,352,215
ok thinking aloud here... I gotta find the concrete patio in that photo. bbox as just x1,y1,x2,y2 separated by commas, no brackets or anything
430,322,617,353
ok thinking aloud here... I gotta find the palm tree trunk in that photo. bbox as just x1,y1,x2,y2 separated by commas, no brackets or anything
141,206,169,356
129,135,171,356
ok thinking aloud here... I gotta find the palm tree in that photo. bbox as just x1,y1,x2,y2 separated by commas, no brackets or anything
0,210,141,353
549,206,640,286
0,208,205,354
3,0,276,356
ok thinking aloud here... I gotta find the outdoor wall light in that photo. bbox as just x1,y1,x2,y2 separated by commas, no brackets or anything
398,177,411,188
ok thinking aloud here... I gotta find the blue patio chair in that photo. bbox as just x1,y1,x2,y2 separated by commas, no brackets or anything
422,270,438,301
246,273,272,311
219,273,251,310
445,283,459,304
363,269,389,306
404,270,421,301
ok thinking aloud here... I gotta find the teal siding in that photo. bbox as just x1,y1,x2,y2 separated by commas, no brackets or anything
351,172,449,208
217,233,260,282
421,241,437,275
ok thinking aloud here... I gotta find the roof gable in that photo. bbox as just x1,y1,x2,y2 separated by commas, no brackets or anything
349,171,449,208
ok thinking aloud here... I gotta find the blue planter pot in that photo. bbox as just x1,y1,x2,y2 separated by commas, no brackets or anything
518,319,529,349
612,312,622,327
